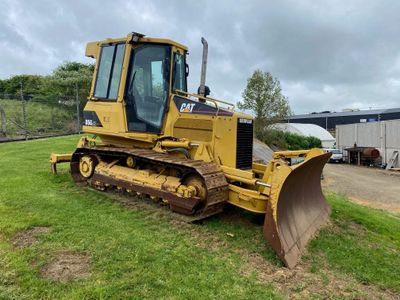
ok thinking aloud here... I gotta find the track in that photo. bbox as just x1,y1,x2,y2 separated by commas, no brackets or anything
70,145,229,220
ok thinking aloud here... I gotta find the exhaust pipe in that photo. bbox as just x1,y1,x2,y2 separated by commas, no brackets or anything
198,37,210,100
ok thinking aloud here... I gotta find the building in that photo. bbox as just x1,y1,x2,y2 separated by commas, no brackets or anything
336,120,400,168
273,123,335,148
287,108,400,133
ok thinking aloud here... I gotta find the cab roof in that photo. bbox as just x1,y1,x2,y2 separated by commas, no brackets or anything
85,32,188,58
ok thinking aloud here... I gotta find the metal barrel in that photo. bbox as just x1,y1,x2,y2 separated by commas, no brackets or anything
263,151,331,268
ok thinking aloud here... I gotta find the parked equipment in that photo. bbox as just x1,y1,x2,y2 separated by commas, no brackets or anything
51,32,331,268
345,146,380,166
326,148,343,163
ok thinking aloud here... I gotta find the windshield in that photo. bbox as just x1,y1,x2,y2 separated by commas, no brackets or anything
126,44,170,132
330,149,341,154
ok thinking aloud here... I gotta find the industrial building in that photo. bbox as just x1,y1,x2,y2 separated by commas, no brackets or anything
287,108,400,132
336,120,400,168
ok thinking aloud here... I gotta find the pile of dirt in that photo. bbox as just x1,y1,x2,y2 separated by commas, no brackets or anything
12,227,50,248
253,139,274,164
41,251,90,282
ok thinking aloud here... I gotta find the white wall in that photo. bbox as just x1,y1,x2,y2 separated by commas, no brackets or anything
336,120,400,167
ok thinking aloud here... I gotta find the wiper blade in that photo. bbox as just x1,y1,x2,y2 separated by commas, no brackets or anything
128,70,137,96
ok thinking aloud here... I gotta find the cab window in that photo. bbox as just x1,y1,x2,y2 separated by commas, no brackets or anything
94,43,125,100
172,52,187,92
125,44,171,133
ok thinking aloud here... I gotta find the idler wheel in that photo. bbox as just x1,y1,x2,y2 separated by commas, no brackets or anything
79,155,96,178
183,175,207,202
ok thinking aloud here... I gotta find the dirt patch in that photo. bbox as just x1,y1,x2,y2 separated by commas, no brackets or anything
12,227,50,248
240,250,399,299
41,251,90,283
323,163,400,213
220,205,265,228
173,211,399,299
349,195,400,213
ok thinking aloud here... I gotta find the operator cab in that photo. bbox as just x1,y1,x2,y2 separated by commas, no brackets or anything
125,44,186,133
88,32,188,134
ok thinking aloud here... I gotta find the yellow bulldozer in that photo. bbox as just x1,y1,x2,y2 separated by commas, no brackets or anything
50,32,331,268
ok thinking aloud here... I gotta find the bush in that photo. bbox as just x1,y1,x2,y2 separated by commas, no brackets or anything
260,129,322,150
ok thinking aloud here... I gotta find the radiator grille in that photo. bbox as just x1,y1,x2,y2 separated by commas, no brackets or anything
236,118,253,169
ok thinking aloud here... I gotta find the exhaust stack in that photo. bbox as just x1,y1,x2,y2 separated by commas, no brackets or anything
198,37,210,100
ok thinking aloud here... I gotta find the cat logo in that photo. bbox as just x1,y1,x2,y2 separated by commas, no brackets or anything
179,103,196,113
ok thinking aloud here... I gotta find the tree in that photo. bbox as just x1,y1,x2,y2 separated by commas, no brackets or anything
1,75,44,98
40,62,94,102
238,70,291,138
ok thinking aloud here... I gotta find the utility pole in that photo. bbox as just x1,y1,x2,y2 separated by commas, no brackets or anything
75,82,80,134
20,80,27,140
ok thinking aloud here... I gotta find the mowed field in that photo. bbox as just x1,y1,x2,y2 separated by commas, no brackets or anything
0,136,399,299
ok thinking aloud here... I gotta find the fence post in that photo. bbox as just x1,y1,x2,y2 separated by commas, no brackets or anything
20,81,27,140
75,82,80,134
0,106,6,136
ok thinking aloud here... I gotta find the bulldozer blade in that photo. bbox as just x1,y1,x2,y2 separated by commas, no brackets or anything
264,151,331,268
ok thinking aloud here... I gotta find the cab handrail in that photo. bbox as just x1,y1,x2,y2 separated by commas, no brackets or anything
175,90,235,110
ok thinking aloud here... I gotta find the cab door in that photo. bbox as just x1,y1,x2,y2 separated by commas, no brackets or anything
125,44,171,133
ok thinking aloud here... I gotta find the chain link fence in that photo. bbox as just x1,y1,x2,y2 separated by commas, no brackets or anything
0,86,85,142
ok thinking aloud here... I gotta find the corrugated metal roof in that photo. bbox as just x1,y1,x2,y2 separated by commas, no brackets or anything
273,123,335,141
289,107,400,119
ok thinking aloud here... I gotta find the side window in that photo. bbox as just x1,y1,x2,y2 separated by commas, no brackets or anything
172,53,186,92
151,61,163,98
94,43,126,100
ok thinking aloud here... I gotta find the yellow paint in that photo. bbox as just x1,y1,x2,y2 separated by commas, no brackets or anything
95,161,196,199
52,33,329,219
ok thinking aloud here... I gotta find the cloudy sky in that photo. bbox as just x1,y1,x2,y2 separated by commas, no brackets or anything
1,0,399,114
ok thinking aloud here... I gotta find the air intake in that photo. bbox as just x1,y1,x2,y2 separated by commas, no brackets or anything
236,118,253,169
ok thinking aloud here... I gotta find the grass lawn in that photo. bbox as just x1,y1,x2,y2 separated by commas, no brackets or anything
0,135,399,299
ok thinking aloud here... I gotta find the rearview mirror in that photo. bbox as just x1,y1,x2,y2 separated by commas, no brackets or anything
185,63,189,77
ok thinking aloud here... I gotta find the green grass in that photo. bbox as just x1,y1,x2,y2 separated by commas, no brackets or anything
0,136,399,299
0,136,279,299
0,99,76,137
306,193,400,292
203,194,400,294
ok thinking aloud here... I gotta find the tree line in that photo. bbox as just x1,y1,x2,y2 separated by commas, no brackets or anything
0,62,94,103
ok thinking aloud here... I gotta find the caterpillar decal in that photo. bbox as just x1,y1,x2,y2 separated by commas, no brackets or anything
174,96,233,116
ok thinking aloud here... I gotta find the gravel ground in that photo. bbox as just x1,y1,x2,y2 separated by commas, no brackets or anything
322,163,400,213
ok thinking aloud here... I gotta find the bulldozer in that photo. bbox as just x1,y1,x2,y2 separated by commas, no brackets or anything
50,32,331,268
